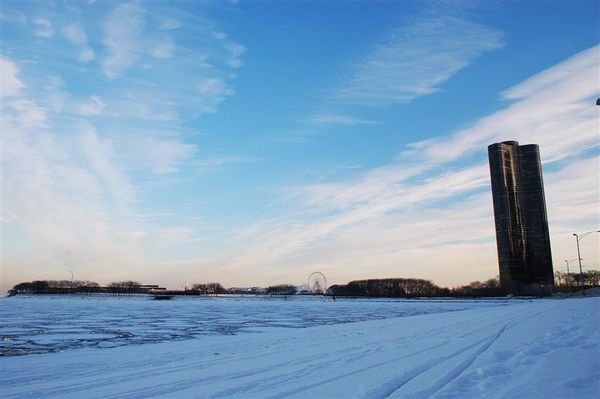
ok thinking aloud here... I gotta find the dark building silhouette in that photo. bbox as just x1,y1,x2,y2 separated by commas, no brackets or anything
488,141,554,295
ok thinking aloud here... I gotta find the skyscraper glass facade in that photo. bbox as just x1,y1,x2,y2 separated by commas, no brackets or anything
488,141,554,295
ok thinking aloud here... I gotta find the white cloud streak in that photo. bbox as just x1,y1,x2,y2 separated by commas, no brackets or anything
307,113,384,126
333,15,503,107
154,226,195,246
403,45,600,165
33,18,54,38
196,78,235,114
149,38,174,59
1,2,247,292
62,22,88,44
135,137,197,175
77,95,106,116
1,58,144,288
102,3,145,79
0,57,25,99
78,126,135,204
301,13,504,139
62,22,95,62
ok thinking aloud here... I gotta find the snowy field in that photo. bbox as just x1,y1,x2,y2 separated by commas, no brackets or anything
1,296,598,398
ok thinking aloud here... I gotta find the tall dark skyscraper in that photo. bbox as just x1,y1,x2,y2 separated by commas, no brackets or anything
488,141,554,295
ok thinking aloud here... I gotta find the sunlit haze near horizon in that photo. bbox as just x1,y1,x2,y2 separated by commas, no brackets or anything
1,0,599,293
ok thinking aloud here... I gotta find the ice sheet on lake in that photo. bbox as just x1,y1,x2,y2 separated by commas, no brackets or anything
0,295,511,356
1,297,598,398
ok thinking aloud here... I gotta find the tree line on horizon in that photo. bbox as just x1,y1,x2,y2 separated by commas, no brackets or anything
329,271,600,297
7,280,299,296
7,271,600,297
9,280,149,295
327,277,504,298
553,270,600,293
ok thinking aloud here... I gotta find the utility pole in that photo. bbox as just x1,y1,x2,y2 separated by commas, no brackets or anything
573,234,583,294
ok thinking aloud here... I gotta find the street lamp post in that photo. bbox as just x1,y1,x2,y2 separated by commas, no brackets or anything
572,230,600,295
573,235,583,293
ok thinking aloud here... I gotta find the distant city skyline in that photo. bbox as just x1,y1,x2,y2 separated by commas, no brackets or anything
1,1,599,292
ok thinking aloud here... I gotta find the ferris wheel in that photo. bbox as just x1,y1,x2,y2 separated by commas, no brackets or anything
307,271,327,294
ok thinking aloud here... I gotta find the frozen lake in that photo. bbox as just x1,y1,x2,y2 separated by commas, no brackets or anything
0,295,514,357
1,296,597,398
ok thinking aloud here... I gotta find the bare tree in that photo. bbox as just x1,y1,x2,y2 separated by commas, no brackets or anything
266,284,296,295
191,283,226,295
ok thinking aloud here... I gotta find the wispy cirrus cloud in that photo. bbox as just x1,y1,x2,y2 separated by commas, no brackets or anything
501,45,599,100
197,77,235,114
402,45,600,165
132,137,197,175
194,155,261,168
296,12,504,138
62,22,95,62
32,17,54,38
154,226,195,246
1,58,143,284
148,37,174,59
0,57,24,98
99,3,243,122
306,113,384,126
1,1,247,291
102,3,145,79
76,95,106,116
91,2,246,175
332,15,504,107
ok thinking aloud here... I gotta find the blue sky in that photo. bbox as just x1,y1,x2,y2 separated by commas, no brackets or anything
1,0,599,291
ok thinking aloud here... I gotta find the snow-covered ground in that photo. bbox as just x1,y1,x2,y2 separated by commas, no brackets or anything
1,296,598,398
0,295,509,356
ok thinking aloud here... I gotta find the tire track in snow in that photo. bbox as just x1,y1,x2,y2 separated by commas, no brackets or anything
269,334,497,399
390,322,513,398
208,311,528,398
382,310,544,398
260,323,513,398
267,308,538,399
104,311,508,399
16,331,389,399
79,314,483,398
